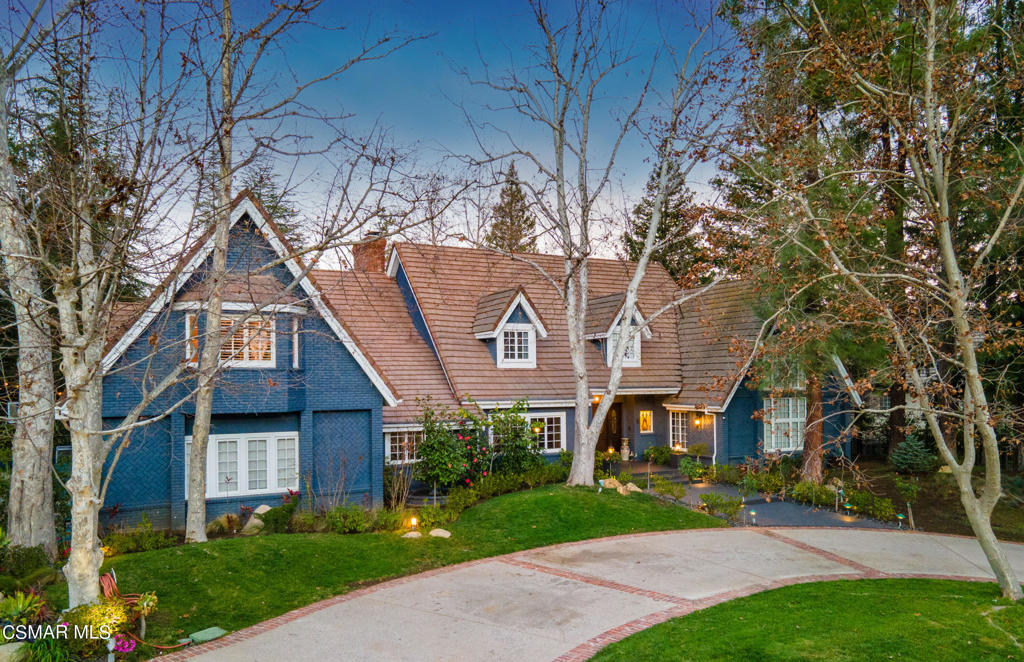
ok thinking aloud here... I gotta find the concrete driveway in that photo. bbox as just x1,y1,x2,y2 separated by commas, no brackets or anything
161,528,1024,662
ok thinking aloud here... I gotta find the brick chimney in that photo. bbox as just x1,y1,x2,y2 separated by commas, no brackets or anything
353,231,386,272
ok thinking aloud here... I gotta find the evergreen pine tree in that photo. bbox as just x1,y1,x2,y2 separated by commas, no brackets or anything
239,158,303,247
485,163,536,253
622,159,704,283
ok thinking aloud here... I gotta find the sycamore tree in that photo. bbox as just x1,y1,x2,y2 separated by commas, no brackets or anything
465,0,734,485
724,0,1024,599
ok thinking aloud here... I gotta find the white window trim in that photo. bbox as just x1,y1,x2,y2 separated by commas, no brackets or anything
185,431,299,498
526,411,566,453
292,317,300,369
763,396,807,452
498,323,537,368
606,327,641,367
185,313,198,364
220,315,277,369
670,410,687,448
385,428,424,465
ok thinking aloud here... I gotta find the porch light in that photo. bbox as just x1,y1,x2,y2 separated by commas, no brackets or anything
592,394,603,405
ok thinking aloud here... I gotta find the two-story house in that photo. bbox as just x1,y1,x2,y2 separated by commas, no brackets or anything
100,193,851,528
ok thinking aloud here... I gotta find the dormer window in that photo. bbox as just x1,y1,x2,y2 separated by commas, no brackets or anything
499,324,536,368
474,286,547,369
608,327,641,367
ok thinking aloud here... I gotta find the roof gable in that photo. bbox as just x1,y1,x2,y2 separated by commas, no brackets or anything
472,287,548,339
103,192,399,406
583,291,652,340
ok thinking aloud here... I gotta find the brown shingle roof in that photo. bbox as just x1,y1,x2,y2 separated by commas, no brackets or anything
667,280,763,410
585,292,627,336
392,243,682,402
472,288,519,335
313,269,458,423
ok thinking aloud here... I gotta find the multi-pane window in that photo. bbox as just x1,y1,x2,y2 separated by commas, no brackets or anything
763,397,807,452
220,316,274,366
498,324,535,367
670,411,687,448
527,414,565,452
186,432,298,497
386,430,423,464
184,313,275,367
608,328,641,366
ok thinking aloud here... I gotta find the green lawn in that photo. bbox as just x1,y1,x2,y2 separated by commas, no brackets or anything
47,486,720,649
591,579,1024,662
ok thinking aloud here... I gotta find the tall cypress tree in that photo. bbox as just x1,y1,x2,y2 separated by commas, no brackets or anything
485,163,536,253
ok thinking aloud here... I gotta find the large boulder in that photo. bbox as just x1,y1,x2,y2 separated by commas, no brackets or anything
240,504,272,535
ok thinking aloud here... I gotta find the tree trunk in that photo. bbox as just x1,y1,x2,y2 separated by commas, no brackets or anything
566,270,597,486
0,80,57,559
186,0,234,542
886,383,906,456
801,375,824,484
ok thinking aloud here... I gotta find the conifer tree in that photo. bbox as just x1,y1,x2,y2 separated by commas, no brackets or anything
485,163,536,253
239,158,303,247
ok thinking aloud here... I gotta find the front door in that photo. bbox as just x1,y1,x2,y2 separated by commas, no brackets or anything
597,402,622,454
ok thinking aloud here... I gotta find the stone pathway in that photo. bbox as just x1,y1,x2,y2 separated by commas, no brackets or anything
159,528,1024,662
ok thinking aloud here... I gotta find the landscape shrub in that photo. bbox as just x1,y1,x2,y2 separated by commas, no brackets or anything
326,505,371,534
102,515,175,555
372,509,404,532
0,591,44,624
890,436,938,474
0,567,59,594
847,489,897,521
558,450,574,469
204,512,241,536
699,493,744,521
688,443,709,457
63,597,130,657
17,636,73,662
677,456,706,481
792,480,834,507
651,475,686,500
0,545,50,577
256,501,297,534
616,471,635,486
443,486,480,519
474,472,523,499
478,400,542,475
709,464,740,485
522,462,566,488
288,510,328,533
416,505,451,531
893,476,921,504
642,445,673,465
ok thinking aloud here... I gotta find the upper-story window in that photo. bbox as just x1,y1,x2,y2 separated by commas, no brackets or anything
608,327,641,367
498,323,536,368
185,313,276,368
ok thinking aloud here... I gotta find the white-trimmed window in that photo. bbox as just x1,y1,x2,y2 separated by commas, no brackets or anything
292,317,300,369
670,411,687,448
763,397,807,452
608,328,641,367
385,429,423,464
498,323,536,368
185,431,298,498
527,413,565,452
639,410,653,434
184,313,276,368
220,315,275,367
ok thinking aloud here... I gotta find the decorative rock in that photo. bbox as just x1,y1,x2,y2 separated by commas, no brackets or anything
429,528,451,538
625,482,642,493
602,477,622,490
616,484,630,496
0,642,24,662
402,531,422,538
241,504,272,535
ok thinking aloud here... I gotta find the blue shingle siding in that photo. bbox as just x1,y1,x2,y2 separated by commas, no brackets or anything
619,395,669,457
101,213,385,528
312,410,375,505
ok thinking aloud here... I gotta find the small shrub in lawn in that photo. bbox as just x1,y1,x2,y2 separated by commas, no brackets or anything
642,445,673,465
475,472,523,499
893,476,921,504
289,510,328,533
616,471,635,486
677,456,706,481
256,501,297,534
443,486,479,520
327,505,371,534
0,545,50,577
847,489,897,521
792,480,834,507
416,505,451,531
651,475,686,500
890,436,938,474
688,443,709,457
372,509,404,532
558,450,574,469
699,493,744,521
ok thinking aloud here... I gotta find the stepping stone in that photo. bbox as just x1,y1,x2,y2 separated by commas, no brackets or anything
402,531,422,538
189,626,227,644
429,528,451,538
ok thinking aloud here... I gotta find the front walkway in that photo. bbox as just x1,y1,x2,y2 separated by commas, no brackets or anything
161,528,1024,662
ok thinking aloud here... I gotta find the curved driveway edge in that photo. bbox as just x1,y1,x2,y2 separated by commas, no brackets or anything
154,528,1024,662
